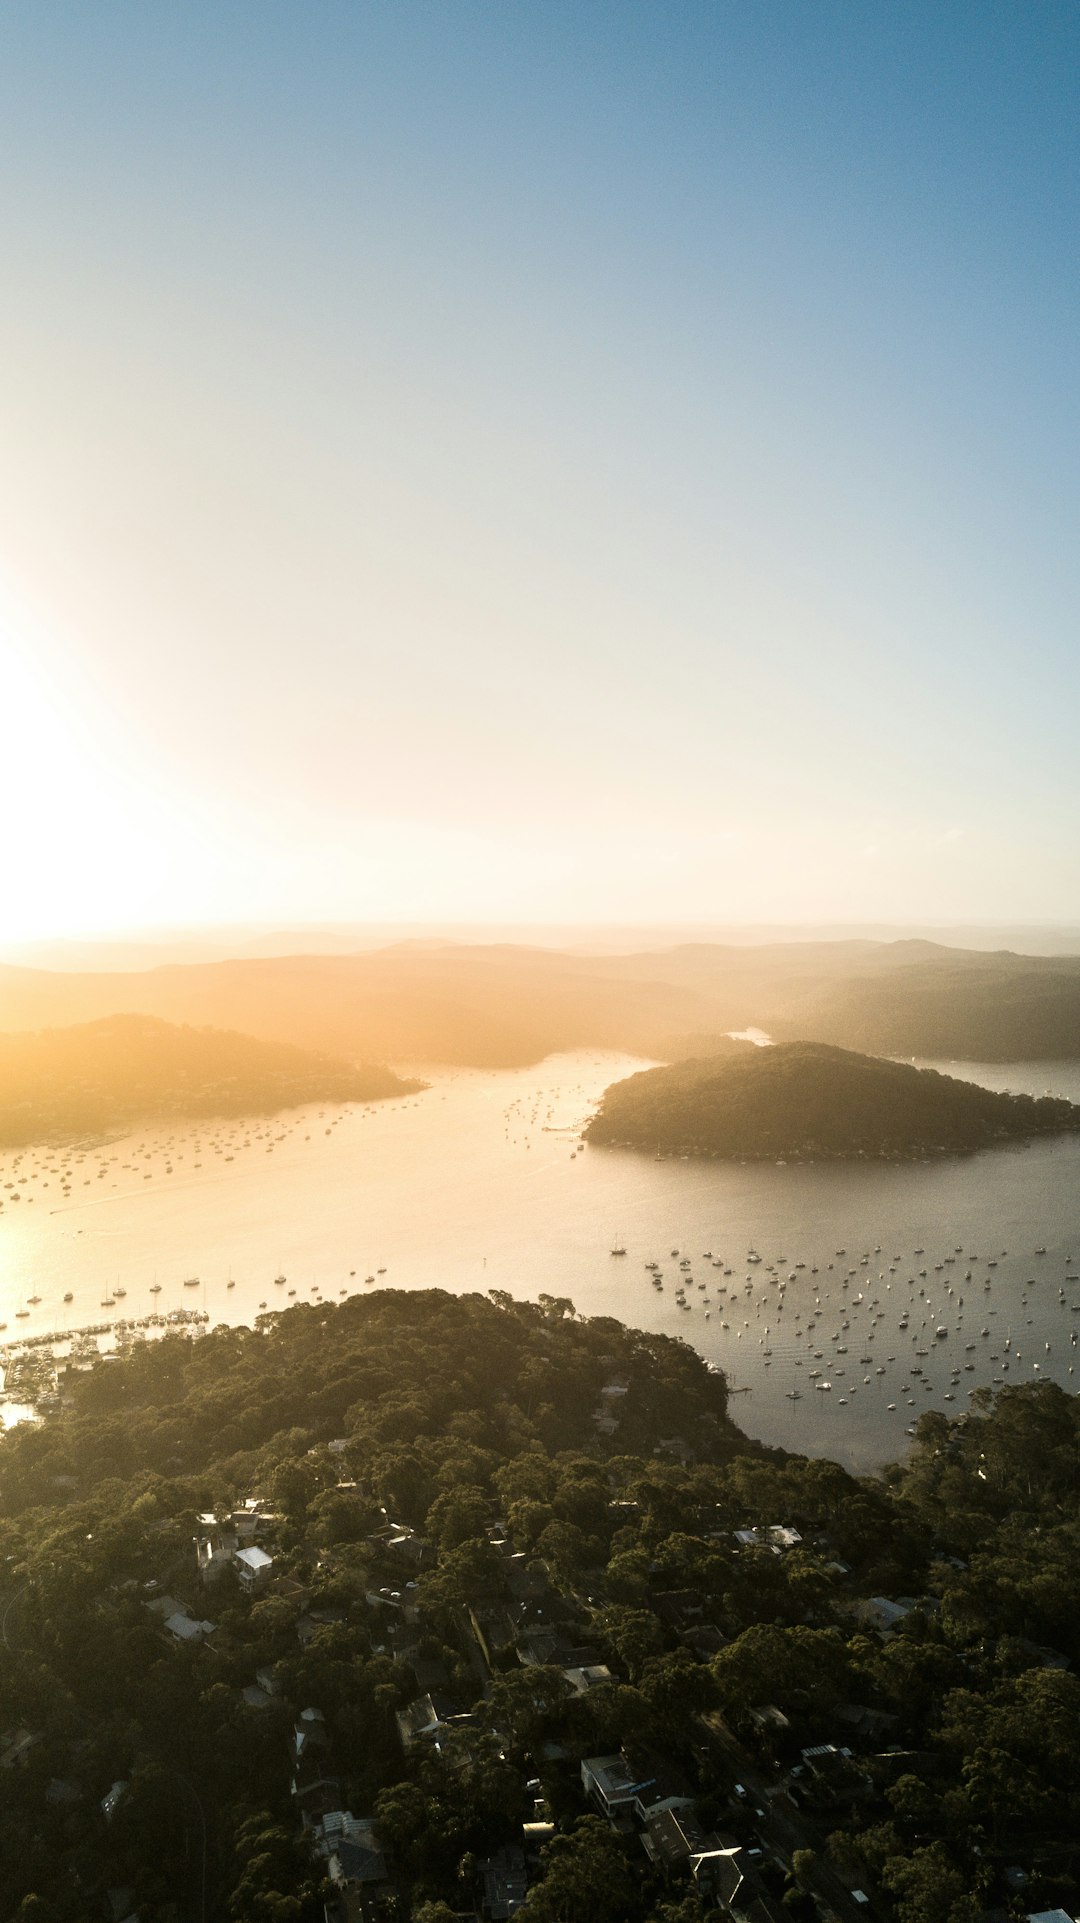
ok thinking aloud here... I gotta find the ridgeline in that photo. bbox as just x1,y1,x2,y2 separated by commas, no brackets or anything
585,1040,1080,1160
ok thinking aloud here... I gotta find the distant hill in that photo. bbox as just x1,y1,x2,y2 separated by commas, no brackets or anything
585,1041,1080,1159
0,938,1079,1066
0,1015,420,1147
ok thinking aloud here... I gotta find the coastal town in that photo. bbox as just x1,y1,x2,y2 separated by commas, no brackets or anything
2,1290,1078,1922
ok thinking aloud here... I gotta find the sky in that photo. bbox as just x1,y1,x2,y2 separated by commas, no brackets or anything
1,1,1079,943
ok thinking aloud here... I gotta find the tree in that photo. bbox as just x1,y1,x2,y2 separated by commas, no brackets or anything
426,1484,491,1551
712,1623,853,1725
638,1649,713,1746
488,1664,572,1753
590,1604,664,1680
883,1843,971,1923
520,1816,640,1923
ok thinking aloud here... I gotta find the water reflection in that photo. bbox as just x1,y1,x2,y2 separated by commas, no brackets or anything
1,1051,1078,1470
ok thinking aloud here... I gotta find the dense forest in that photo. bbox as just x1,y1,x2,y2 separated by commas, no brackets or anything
0,1015,419,1147
585,1043,1080,1159
2,938,1080,1069
1,1291,1078,1923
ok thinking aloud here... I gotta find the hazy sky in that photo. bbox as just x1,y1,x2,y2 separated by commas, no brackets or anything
1,1,1079,941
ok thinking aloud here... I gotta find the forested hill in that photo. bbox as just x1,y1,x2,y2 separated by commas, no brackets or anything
585,1041,1080,1159
0,1014,419,1147
2,936,1080,1067
2,1293,1080,1920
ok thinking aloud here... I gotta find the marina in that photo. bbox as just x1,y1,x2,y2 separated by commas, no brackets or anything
2,1050,1080,1471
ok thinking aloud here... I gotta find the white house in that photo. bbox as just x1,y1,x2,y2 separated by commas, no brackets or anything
235,1545,274,1590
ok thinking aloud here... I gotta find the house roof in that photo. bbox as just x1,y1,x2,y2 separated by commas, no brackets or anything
336,1838,388,1885
395,1691,466,1747
642,1805,717,1869
692,1848,744,1904
0,1728,41,1769
101,1780,129,1820
165,1612,215,1642
582,1754,639,1802
236,1545,274,1571
481,1844,528,1920
319,1817,387,1886
563,1664,615,1695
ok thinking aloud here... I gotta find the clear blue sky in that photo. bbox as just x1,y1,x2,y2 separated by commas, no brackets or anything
0,1,1078,937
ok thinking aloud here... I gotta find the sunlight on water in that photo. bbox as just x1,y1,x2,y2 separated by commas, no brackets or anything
2,1050,1080,1471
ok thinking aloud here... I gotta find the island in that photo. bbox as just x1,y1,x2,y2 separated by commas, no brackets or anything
585,1039,1080,1159
0,1012,422,1147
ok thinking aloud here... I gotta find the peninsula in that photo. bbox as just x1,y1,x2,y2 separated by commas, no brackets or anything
585,1040,1080,1159
0,1013,420,1147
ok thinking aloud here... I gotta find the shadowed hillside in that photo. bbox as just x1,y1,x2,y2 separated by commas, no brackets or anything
0,1015,419,1147
585,1041,1080,1159
0,939,1079,1066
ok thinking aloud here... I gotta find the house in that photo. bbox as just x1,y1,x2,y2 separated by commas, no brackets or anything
1011,1640,1071,1672
45,1777,82,1806
856,1596,912,1638
732,1526,801,1554
410,1654,451,1694
480,1843,528,1919
164,1611,216,1645
581,1754,645,1823
834,1702,898,1744
144,1592,186,1621
291,1772,344,1819
682,1622,728,1658
693,1844,746,1908
193,1500,277,1582
370,1526,433,1572
641,1805,724,1873
395,1692,472,1753
794,1744,871,1810
749,1704,790,1741
581,1754,693,1829
293,1707,330,1762
313,1811,388,1890
101,1780,129,1821
235,1545,274,1590
195,1518,236,1583
651,1591,706,1636
0,1727,41,1771
234,1497,281,1537
562,1664,615,1696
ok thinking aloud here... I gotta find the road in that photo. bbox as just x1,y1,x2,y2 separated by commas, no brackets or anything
697,1711,875,1923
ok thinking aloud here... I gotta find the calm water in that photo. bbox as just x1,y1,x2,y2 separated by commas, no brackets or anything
2,1051,1079,1472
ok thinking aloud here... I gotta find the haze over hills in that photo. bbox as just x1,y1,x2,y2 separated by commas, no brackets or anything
0,1015,418,1148
585,1042,1080,1160
1,938,1079,1067
7,921,1080,971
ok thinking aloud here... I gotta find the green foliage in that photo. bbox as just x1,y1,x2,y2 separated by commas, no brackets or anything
3,1296,1080,1921
0,1013,418,1147
586,1041,1080,1158
519,1816,640,1923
